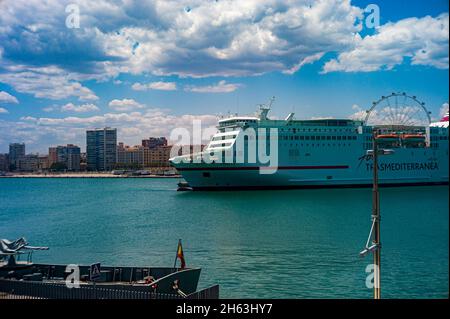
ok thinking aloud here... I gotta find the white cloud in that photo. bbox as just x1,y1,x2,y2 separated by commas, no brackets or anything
184,80,241,93
283,53,325,75
1,0,446,90
132,81,177,91
0,91,19,104
323,13,449,73
131,83,147,91
7,109,217,152
0,0,364,80
440,102,449,118
348,104,367,121
43,105,57,112
0,107,9,114
0,65,99,101
61,103,100,113
108,98,144,111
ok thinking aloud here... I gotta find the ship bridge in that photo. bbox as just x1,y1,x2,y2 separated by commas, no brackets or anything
218,117,258,130
207,130,240,151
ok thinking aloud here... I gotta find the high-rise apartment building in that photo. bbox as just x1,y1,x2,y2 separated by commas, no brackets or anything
48,147,58,167
57,144,81,171
8,143,25,167
0,154,9,171
86,128,117,171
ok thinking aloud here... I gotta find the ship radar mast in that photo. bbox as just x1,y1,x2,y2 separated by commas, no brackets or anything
257,96,275,120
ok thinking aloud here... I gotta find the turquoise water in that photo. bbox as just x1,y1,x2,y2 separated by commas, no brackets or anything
0,178,448,298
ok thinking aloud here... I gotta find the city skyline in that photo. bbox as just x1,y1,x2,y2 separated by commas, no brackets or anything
3,131,171,156
0,130,176,172
0,0,449,153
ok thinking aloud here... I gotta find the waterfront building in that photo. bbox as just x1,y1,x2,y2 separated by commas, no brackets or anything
80,152,87,171
142,137,167,149
116,143,145,169
48,147,58,167
116,142,173,168
55,144,81,171
8,143,25,168
144,145,172,167
0,154,9,171
38,155,50,170
86,127,117,171
16,154,39,172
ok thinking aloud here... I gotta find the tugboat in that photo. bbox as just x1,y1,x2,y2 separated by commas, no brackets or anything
0,238,218,299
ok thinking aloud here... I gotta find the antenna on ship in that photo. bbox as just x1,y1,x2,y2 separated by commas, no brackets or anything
268,96,275,108
258,96,275,120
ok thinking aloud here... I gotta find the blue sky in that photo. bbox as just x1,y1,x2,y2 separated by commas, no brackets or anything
0,0,448,153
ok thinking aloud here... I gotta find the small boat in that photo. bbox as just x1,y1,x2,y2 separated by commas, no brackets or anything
177,181,192,191
0,238,218,299
163,170,177,176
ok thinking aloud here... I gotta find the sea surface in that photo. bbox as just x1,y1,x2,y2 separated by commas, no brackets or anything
0,178,448,298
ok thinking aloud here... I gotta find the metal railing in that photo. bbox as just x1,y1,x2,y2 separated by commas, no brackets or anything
0,279,179,299
187,285,219,299
0,279,219,300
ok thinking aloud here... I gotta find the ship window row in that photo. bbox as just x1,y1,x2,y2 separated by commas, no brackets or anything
280,128,357,133
431,135,448,141
211,142,233,147
279,135,357,141
212,135,237,141
285,143,354,148
220,143,357,158
220,142,364,158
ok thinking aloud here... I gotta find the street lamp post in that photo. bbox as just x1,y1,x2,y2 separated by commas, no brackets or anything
372,133,381,299
360,130,394,299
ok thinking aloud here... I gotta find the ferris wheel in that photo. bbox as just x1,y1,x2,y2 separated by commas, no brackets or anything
364,92,432,127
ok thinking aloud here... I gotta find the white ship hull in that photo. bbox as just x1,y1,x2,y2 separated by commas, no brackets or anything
175,149,448,190
170,110,449,190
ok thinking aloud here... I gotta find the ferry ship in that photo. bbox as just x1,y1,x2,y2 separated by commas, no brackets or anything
170,95,449,190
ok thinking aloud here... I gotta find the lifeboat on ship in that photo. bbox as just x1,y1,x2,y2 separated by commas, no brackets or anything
401,134,426,147
375,133,401,148
401,134,426,142
376,134,399,141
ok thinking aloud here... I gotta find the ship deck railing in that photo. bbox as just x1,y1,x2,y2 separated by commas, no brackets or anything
0,278,219,299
